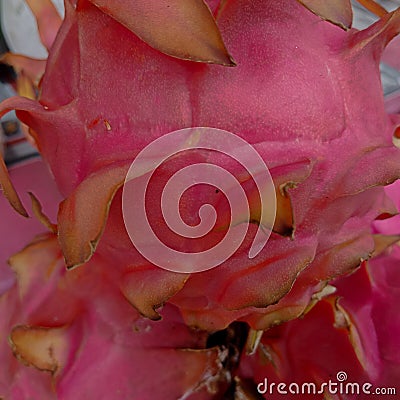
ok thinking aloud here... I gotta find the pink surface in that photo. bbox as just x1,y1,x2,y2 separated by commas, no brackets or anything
0,158,62,294
1,0,400,331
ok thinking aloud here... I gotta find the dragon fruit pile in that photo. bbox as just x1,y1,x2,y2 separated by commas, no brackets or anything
0,0,399,398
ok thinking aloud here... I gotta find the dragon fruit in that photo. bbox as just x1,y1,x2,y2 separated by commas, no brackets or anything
0,160,62,296
2,167,400,399
1,0,400,330
0,162,244,399
0,0,400,397
236,260,400,399
237,181,400,399
0,234,231,399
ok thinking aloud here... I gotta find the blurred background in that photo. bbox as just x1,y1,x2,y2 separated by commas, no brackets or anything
0,0,63,164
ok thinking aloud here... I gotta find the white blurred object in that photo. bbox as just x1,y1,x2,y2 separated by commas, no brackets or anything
352,0,400,28
0,0,64,58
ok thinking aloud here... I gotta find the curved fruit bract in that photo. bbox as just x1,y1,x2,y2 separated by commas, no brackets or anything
0,233,232,399
237,181,400,399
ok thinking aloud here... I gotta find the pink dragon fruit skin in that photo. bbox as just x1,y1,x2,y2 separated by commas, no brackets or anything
237,182,400,399
0,159,62,296
0,232,234,400
0,160,233,399
1,0,400,333
2,166,399,400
